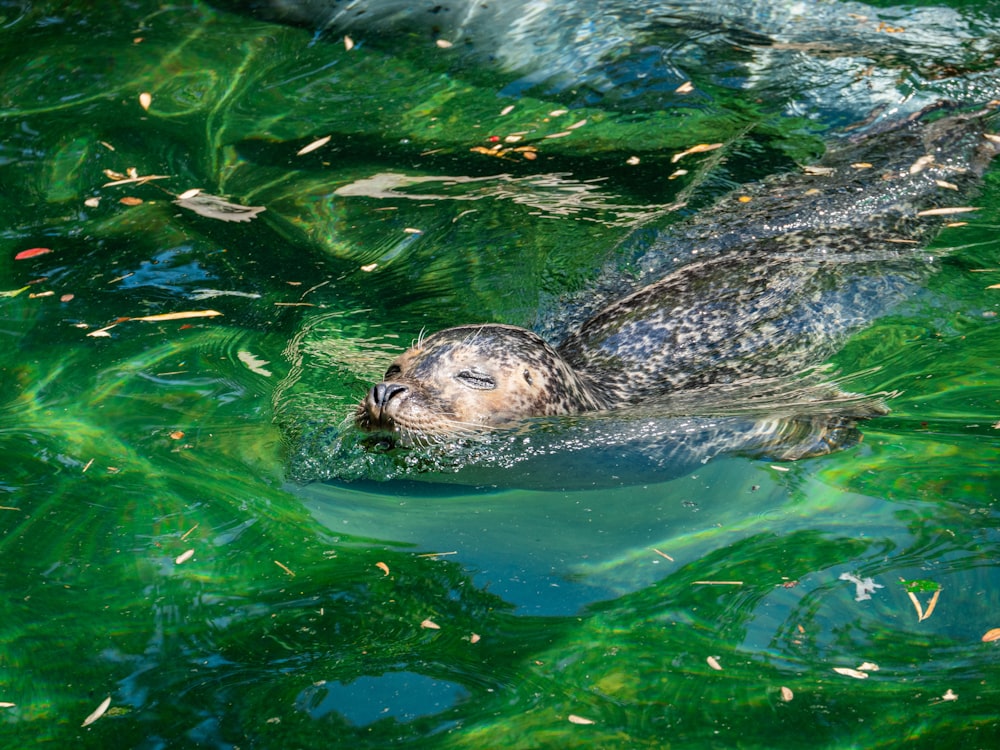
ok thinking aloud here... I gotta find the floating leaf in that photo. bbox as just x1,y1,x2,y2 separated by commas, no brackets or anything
982,628,1000,642
133,310,222,322
675,80,694,94
174,193,265,222
375,561,390,576
469,633,481,643
671,142,723,163
343,35,354,51
139,92,152,111
779,686,794,702
568,714,595,725
916,206,980,217
421,618,440,630
175,549,194,565
81,696,111,727
909,154,935,174
296,135,332,156
833,667,869,679
706,656,723,671
14,247,51,260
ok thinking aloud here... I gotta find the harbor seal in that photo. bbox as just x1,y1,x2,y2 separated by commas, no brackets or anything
357,106,999,443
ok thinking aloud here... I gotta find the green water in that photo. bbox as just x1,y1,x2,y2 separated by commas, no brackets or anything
1,1,999,747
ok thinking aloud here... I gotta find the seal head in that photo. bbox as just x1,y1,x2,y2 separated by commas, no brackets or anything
357,324,607,437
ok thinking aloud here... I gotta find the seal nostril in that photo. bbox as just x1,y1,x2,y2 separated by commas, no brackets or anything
371,381,408,408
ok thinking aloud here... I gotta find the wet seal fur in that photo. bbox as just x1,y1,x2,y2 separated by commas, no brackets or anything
356,105,999,452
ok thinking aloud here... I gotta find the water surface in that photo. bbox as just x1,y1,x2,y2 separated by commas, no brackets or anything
1,1,999,747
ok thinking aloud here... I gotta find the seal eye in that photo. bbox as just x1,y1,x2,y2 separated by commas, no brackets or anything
384,364,402,379
456,369,496,390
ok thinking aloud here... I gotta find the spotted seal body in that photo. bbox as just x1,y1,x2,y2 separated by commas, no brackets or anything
358,107,998,439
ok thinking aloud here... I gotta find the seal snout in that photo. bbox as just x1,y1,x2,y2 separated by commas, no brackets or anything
363,381,409,428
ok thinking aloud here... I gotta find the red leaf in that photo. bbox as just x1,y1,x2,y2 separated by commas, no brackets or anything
15,247,52,260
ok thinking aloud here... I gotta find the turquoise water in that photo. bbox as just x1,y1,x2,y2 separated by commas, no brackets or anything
1,1,999,746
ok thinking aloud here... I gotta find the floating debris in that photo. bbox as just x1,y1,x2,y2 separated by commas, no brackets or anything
916,206,980,217
175,549,194,565
139,92,152,111
840,572,883,601
297,135,332,156
14,247,51,260
174,192,266,222
238,350,272,377
81,696,112,727
833,667,869,680
671,142,723,163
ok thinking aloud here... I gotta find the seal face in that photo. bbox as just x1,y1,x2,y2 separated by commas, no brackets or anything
357,324,607,437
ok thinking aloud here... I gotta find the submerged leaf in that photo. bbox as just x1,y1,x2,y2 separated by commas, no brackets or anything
174,193,265,222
